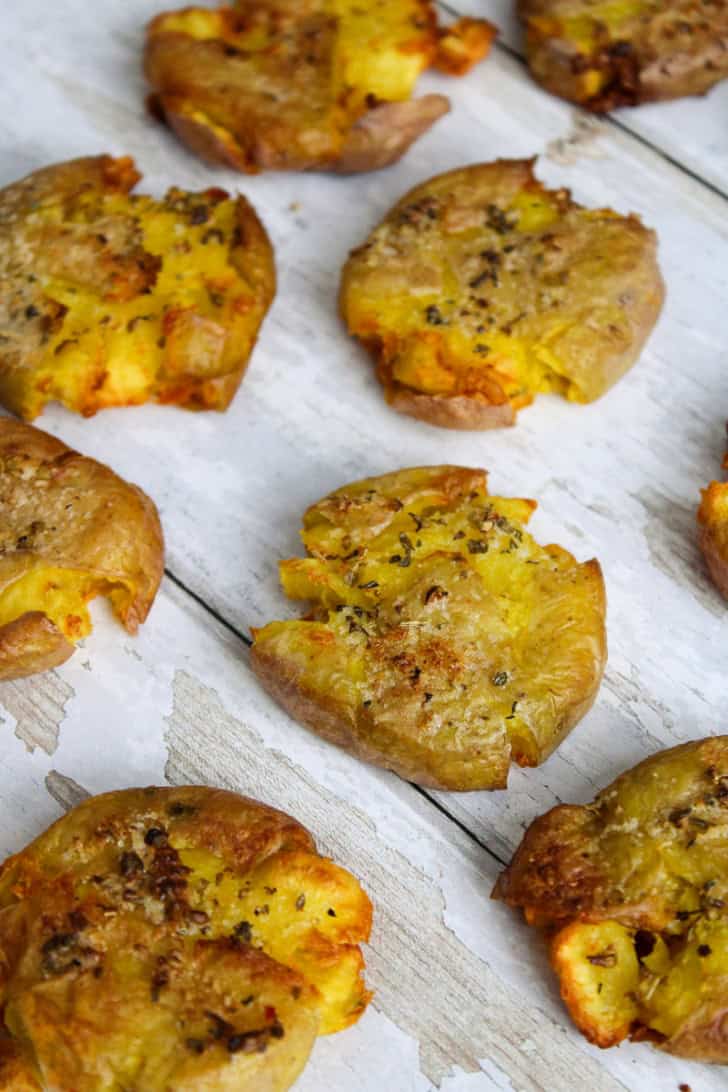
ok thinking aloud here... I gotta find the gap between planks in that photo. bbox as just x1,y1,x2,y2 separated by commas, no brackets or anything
162,569,510,869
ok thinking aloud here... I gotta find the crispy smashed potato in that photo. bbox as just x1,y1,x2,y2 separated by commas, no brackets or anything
251,466,606,791
519,0,728,111
0,420,163,680
144,2,496,173
698,454,728,599
0,155,275,419
494,736,728,1060
340,159,664,429
0,785,372,1091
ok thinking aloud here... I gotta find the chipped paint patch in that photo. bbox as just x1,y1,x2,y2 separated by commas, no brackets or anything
442,1061,515,1090
546,113,607,166
0,671,74,755
45,770,91,811
601,664,674,750
164,669,624,1092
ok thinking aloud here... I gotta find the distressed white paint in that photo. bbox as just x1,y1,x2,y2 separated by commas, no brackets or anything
0,583,716,1090
1,0,728,1088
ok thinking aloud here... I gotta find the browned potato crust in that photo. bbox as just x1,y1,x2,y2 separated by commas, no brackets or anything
0,1034,40,1090
494,737,728,1060
0,156,275,419
0,785,372,1090
434,17,498,76
698,471,728,600
519,0,728,111
340,160,664,430
144,1,496,174
0,419,163,680
251,466,606,791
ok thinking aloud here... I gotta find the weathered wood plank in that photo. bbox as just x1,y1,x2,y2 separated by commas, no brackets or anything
0,582,719,1091
3,3,728,1086
11,0,727,860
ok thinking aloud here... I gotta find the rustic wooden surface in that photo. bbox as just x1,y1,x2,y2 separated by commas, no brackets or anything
2,2,728,1089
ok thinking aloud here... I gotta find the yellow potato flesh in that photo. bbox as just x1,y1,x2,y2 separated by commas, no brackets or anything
528,2,656,102
552,921,641,1046
33,194,244,414
554,917,728,1046
252,467,606,789
344,188,631,409
177,846,370,1034
558,1,652,45
0,566,104,641
154,1,434,107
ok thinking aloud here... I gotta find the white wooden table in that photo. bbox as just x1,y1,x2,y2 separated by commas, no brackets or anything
3,3,728,1089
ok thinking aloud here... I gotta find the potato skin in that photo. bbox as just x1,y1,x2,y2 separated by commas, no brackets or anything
340,159,664,430
333,97,451,175
698,479,728,599
494,736,728,1060
0,155,275,418
0,786,372,1091
144,1,494,174
0,612,74,681
0,419,164,679
251,466,606,790
519,0,728,111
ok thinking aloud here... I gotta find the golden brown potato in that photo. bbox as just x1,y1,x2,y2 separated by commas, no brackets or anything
0,419,163,680
519,0,728,111
0,155,275,419
494,736,728,1061
250,466,606,791
144,2,496,174
0,1034,40,1091
0,785,372,1090
698,461,728,599
340,159,664,430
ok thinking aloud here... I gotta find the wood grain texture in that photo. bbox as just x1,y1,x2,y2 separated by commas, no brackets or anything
0,0,726,1087
16,0,728,850
0,580,715,1090
0,673,74,755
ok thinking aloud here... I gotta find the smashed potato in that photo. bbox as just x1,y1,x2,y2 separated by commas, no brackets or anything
519,0,728,111
340,159,664,429
144,2,496,173
698,457,728,599
251,466,606,791
0,786,371,1091
0,156,275,419
0,419,163,680
494,736,728,1060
